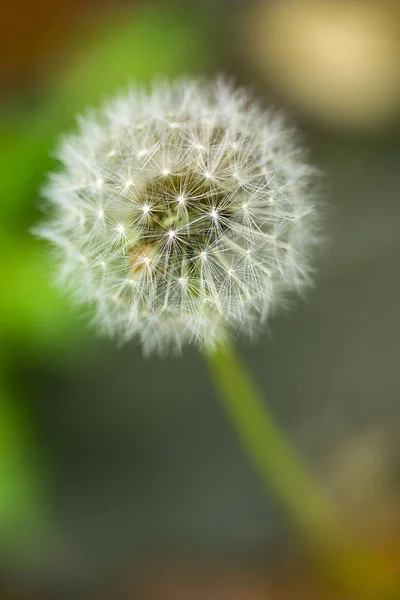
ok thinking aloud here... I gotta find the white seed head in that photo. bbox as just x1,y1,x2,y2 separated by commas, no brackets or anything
36,78,320,354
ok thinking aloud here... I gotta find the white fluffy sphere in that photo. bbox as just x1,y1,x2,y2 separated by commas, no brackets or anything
36,79,319,353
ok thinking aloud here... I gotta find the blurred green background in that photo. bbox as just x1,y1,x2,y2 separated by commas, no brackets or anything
1,1,400,598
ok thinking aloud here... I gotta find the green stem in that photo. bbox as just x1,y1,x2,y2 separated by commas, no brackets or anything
206,341,398,599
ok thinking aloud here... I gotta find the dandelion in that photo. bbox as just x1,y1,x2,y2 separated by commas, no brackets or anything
35,79,399,596
36,78,318,354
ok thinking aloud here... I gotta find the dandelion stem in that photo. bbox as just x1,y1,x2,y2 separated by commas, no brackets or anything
206,341,399,599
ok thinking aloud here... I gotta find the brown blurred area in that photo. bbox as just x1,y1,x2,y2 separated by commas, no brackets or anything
0,0,126,96
127,565,345,600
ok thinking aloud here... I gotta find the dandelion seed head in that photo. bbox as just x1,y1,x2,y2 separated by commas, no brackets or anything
35,78,320,354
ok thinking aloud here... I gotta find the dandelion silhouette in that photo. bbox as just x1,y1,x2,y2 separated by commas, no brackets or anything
36,79,318,353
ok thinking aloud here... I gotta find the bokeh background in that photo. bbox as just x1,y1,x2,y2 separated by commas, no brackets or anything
1,1,400,598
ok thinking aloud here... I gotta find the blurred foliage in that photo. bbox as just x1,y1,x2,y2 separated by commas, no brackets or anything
0,378,49,559
0,0,219,560
0,232,79,355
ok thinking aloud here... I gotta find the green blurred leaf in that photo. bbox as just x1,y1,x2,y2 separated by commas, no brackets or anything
0,381,49,556
0,232,83,352
59,3,217,109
